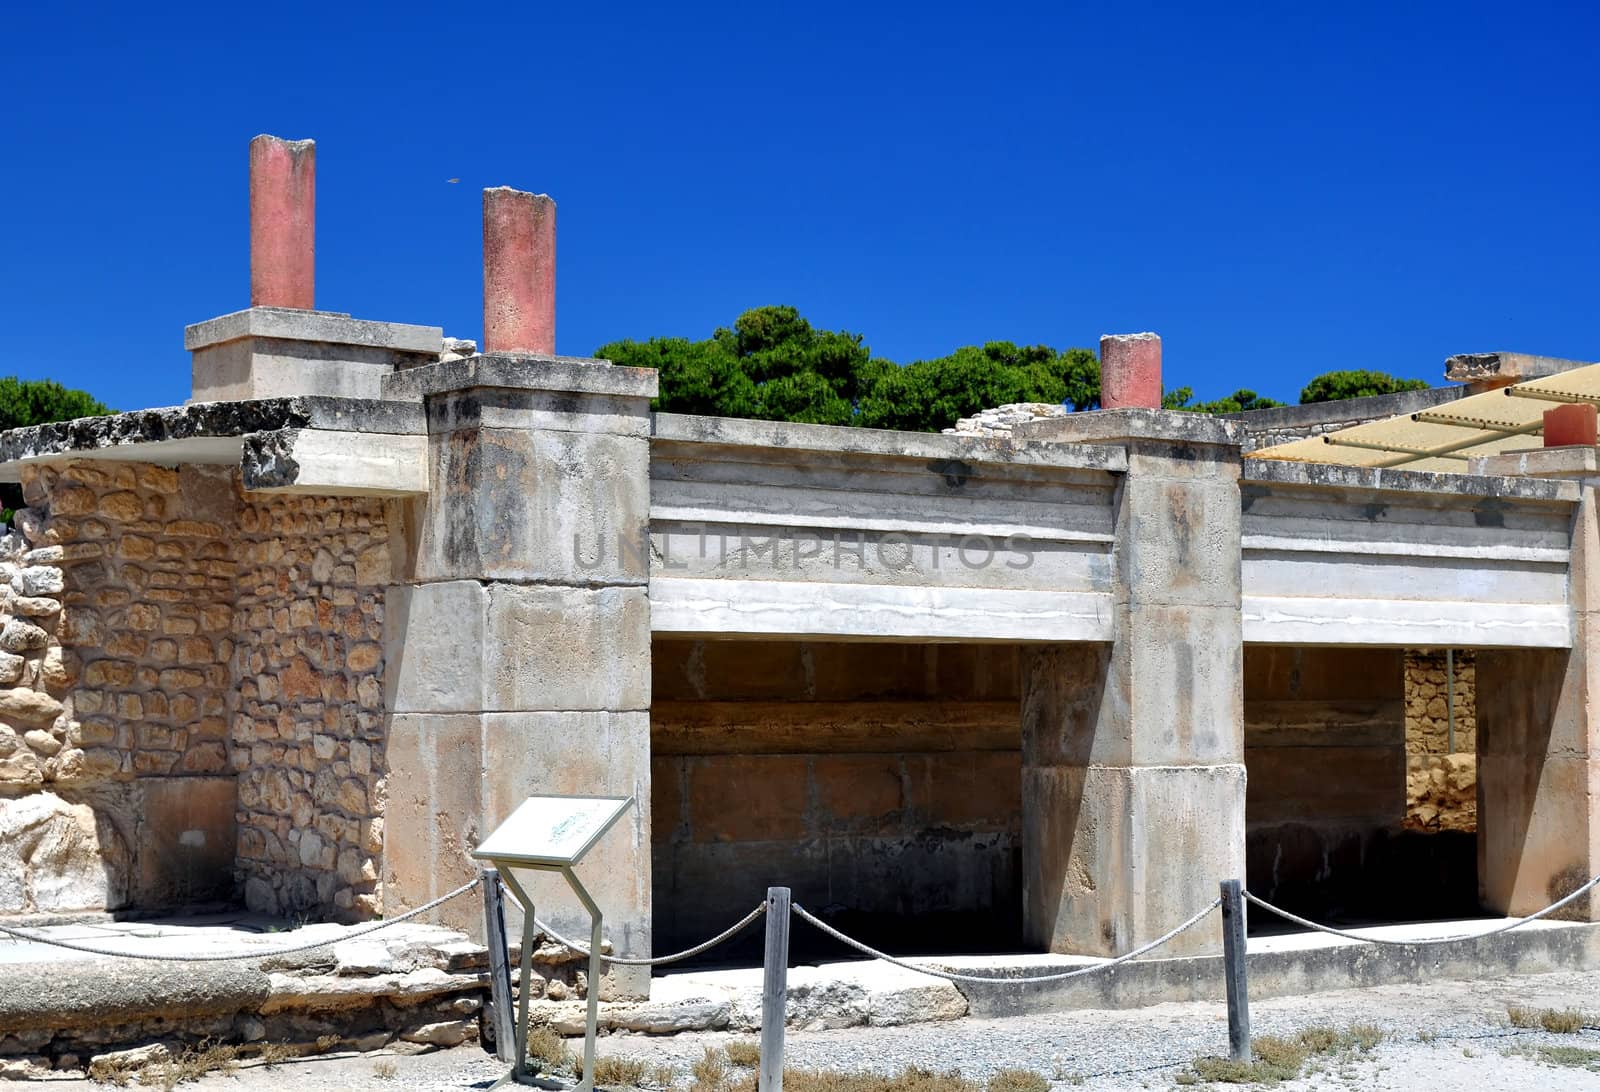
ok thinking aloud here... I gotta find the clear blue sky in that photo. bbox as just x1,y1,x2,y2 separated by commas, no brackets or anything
3,1,1596,413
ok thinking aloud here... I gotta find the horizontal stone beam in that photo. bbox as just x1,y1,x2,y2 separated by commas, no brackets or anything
241,429,429,496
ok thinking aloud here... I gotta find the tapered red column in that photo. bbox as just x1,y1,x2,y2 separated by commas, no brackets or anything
249,135,315,309
483,187,556,354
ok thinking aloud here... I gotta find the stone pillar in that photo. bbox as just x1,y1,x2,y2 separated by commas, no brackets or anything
249,135,315,309
1471,447,1600,919
1016,410,1246,957
380,354,657,997
483,188,556,355
1100,333,1162,410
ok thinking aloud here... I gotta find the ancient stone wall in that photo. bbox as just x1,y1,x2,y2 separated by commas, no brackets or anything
0,462,238,914
232,493,393,921
651,639,1022,957
1403,649,1476,833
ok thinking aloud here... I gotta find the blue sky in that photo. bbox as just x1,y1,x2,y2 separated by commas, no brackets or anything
2,1,1596,413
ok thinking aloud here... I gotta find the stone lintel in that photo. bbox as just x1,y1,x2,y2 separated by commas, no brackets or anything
1444,352,1597,386
651,413,1130,475
1017,408,1243,450
1470,446,1600,481
0,398,426,483
240,429,429,496
383,353,658,403
184,308,443,355
1243,456,1582,504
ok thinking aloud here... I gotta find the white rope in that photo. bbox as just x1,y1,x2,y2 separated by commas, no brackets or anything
530,902,767,967
1243,871,1600,947
0,878,482,963
790,898,1222,985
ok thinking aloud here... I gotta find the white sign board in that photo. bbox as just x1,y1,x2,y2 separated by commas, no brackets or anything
471,795,633,869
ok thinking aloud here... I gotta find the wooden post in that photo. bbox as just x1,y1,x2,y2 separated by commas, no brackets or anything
1220,879,1251,1063
480,868,517,1064
760,887,791,1092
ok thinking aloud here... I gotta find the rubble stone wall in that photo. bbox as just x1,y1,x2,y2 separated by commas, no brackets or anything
0,461,239,914
1404,649,1477,833
0,461,397,922
232,493,393,921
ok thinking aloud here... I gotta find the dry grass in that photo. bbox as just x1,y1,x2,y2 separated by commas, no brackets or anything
1528,1045,1600,1071
526,1025,575,1072
372,1059,399,1081
1508,1005,1589,1033
254,1041,294,1068
986,1069,1049,1092
590,1055,650,1086
1177,1023,1387,1086
725,1040,762,1067
691,1046,731,1092
776,1065,975,1092
137,1041,242,1091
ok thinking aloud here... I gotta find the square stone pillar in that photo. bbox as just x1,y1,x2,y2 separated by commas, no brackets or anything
1016,411,1246,957
380,353,658,996
1471,447,1600,919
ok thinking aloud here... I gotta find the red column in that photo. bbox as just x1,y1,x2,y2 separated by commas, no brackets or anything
1544,403,1598,447
483,187,556,355
1100,332,1162,410
249,135,316,309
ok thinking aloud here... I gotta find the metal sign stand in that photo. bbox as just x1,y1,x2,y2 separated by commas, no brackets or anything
473,795,635,1092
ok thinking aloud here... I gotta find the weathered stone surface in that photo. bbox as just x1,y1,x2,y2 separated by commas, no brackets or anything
0,792,130,913
0,618,50,652
12,566,64,596
0,687,63,724
398,1019,474,1046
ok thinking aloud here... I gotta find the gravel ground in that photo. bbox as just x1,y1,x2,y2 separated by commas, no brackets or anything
44,967,1600,1090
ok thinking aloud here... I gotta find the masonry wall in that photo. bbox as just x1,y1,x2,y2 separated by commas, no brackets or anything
651,639,1022,957
232,493,393,921
1403,650,1476,833
0,462,238,914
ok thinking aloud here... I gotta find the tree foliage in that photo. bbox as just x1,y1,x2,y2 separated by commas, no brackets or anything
599,306,1099,434
0,377,112,430
598,306,1430,431
1163,387,1285,414
1298,369,1429,404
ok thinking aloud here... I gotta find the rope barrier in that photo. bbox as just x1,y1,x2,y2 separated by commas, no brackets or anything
0,877,483,963
528,900,767,967
1242,870,1600,947
790,897,1222,985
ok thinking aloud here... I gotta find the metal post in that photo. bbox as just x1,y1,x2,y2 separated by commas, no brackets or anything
564,867,604,1092
1220,879,1250,1063
481,868,517,1064
760,887,791,1092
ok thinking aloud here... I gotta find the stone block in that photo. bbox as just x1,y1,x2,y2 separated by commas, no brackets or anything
415,425,650,585
1021,762,1245,958
481,710,651,997
186,308,443,402
484,584,649,712
1119,478,1242,609
0,792,131,913
1479,752,1600,919
382,713,484,934
386,581,649,714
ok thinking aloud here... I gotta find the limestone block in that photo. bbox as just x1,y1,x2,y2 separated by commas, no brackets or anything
1119,477,1242,609
415,426,649,586
386,581,650,713
0,687,63,725
481,710,651,998
0,618,50,652
382,713,484,934
1022,762,1245,958
0,792,130,913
